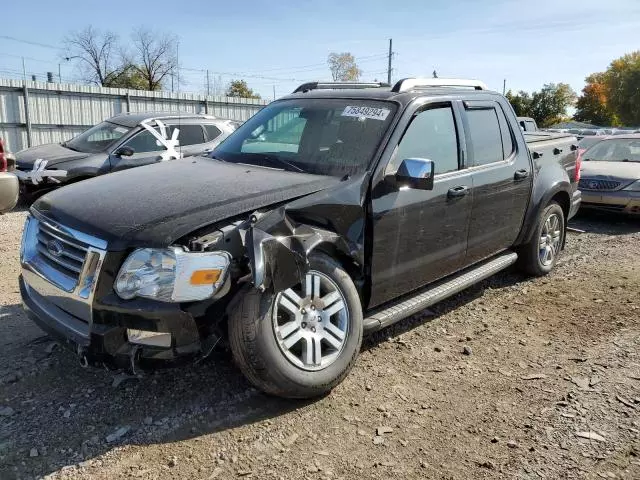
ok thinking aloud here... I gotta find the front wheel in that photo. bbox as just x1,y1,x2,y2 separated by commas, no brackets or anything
518,202,565,276
228,253,363,399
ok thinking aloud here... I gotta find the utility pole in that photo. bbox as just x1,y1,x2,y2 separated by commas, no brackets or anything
206,69,211,96
502,79,506,95
387,38,393,85
58,63,62,83
176,41,180,94
273,85,276,101
22,57,27,82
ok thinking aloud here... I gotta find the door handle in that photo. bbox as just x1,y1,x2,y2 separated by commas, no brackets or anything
514,169,530,181
447,185,470,198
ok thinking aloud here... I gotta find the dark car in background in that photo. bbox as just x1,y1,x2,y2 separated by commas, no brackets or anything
579,135,640,215
15,113,237,202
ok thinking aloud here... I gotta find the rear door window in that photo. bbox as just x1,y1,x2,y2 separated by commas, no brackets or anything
465,107,504,166
167,124,206,146
496,107,515,159
204,125,222,142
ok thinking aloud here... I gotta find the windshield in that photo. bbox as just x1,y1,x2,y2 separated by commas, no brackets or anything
64,121,132,153
212,99,397,176
583,138,640,162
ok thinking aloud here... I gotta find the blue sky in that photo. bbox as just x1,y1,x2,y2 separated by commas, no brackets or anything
1,0,639,99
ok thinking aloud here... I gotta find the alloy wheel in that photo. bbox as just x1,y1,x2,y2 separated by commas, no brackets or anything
272,271,349,371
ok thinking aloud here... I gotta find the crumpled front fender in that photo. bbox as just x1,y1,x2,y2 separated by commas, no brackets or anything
247,209,357,293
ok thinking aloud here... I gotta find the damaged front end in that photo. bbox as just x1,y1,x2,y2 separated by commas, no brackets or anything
243,175,370,297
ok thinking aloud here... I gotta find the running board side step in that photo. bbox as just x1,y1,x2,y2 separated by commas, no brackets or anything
363,251,518,334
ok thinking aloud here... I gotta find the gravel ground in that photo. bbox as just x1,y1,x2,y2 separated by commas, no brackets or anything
1,208,639,480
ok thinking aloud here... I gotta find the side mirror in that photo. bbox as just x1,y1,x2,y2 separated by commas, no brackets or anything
394,158,435,190
114,146,134,157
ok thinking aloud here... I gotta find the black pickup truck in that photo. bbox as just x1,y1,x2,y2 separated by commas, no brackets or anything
19,78,581,398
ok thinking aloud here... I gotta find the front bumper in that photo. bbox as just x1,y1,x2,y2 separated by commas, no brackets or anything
19,213,207,371
580,190,640,215
20,275,203,370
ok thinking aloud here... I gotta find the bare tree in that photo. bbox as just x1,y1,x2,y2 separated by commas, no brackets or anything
64,26,127,86
130,28,178,91
327,53,362,81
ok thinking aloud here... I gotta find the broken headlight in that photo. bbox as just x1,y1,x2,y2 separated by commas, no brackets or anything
114,247,231,302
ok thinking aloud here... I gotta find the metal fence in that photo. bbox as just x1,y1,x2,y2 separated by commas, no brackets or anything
0,78,270,152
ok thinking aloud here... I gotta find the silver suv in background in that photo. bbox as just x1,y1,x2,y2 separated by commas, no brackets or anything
15,113,238,202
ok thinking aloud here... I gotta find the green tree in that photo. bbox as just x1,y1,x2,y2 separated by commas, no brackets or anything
327,53,362,81
529,83,576,127
505,90,532,117
226,80,261,99
604,51,640,126
574,73,618,126
107,65,149,90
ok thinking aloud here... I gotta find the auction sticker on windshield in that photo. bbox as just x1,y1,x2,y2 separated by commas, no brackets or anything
342,106,390,121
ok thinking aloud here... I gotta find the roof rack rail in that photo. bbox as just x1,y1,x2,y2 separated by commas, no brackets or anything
293,81,390,93
391,78,488,93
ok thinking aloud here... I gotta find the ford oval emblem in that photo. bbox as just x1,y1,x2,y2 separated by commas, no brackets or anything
46,239,64,257
588,181,599,189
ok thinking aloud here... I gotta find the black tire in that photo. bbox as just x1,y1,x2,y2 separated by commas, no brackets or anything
228,253,363,399
518,202,565,276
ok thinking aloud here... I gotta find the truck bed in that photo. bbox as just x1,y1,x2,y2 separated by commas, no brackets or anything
524,132,577,162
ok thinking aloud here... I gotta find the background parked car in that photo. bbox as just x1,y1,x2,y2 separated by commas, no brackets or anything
0,172,19,213
578,135,605,152
14,113,237,202
0,138,16,173
578,134,640,215
517,116,538,132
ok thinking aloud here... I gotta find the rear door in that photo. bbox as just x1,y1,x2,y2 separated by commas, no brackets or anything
369,100,474,307
462,99,532,264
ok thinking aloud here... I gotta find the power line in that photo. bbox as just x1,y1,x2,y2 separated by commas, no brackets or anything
0,35,59,50
240,53,388,74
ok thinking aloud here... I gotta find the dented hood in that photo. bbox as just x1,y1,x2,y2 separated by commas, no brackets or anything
34,159,340,250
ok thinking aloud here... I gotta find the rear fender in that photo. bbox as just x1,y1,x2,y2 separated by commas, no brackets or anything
518,180,571,245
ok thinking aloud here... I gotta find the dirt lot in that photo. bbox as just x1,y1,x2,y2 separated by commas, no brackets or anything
1,208,639,480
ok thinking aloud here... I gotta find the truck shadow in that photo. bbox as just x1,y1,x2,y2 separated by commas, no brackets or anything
362,267,525,350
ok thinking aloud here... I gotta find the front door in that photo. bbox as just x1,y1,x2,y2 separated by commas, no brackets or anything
369,101,474,308
110,128,167,172
462,99,532,264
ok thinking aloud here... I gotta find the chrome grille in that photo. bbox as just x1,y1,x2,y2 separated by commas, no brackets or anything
35,221,88,279
578,179,621,191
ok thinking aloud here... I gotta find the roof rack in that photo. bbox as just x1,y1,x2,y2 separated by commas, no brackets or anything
292,81,390,93
391,78,488,93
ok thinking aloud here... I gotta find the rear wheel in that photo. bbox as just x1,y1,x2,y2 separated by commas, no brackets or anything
518,202,565,276
228,253,363,398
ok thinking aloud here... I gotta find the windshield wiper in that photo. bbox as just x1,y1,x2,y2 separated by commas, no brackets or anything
258,154,305,173
63,143,81,152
